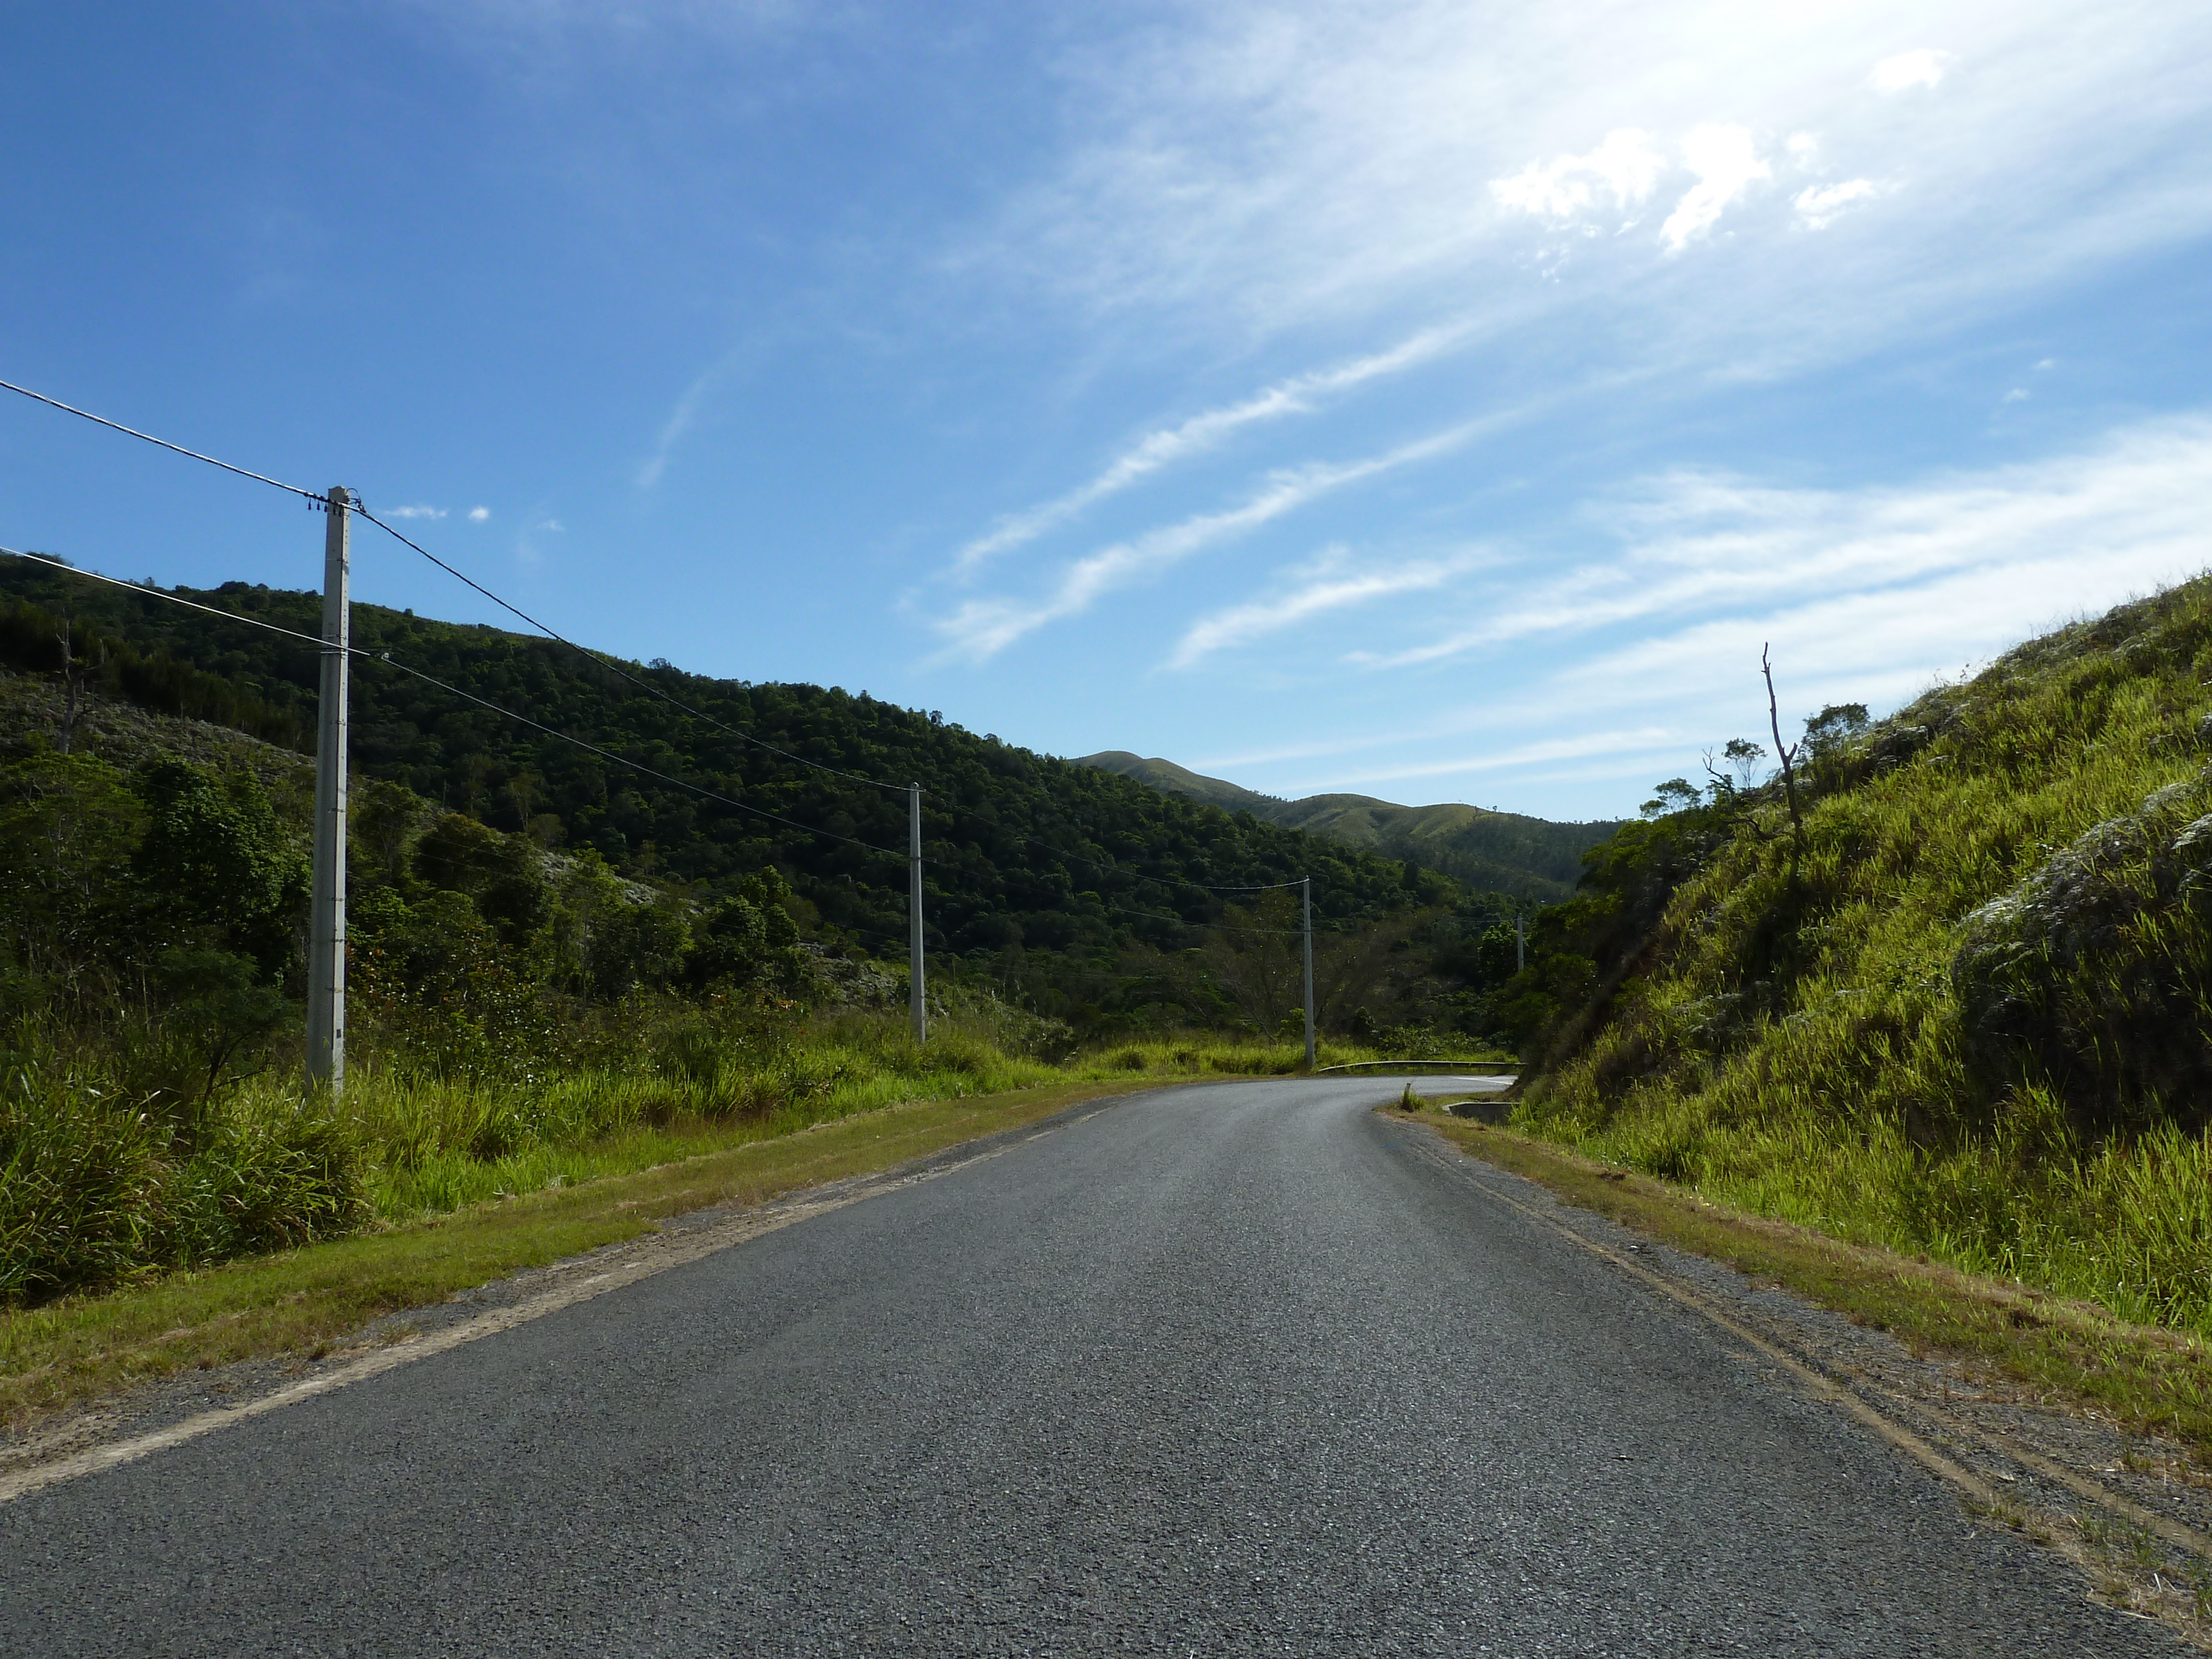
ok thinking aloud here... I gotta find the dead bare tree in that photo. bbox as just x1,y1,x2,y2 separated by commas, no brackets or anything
1762,642,1805,848
54,617,96,754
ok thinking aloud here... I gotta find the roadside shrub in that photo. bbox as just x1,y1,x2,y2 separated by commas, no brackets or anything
0,1064,163,1303
0,1058,359,1307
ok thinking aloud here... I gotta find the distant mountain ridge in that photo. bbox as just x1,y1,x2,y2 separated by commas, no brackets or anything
1078,752,1619,902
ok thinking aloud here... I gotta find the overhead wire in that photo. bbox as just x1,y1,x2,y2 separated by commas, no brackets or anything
361,655,905,858
0,377,1339,910
3,550,1334,911
0,547,905,860
349,510,1326,892
0,375,909,796
1018,831,1310,894
352,504,909,796
0,379,324,505
1101,900,1361,937
2,549,337,653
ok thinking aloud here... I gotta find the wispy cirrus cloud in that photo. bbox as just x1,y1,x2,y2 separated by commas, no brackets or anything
387,504,447,520
1357,413,2212,674
1793,178,1880,229
950,321,1471,573
1166,546,1486,670
638,356,737,490
935,419,1482,660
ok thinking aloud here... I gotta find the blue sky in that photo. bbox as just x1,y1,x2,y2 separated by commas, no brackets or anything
3,2,2209,821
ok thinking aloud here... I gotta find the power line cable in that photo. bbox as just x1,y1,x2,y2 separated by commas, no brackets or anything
0,375,909,797
7,544,1380,921
350,514,1324,896
2,550,338,653
361,655,904,859
1100,900,1360,937
0,547,905,860
0,377,1335,898
352,504,909,796
1019,831,1307,894
0,379,324,504
0,552,1322,898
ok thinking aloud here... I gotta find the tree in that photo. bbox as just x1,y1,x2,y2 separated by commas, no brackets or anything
1196,891,1305,1034
131,759,306,975
413,811,550,947
0,753,145,994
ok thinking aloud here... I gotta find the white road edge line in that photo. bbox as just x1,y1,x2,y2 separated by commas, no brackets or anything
1399,1124,2212,1563
0,1138,1031,1506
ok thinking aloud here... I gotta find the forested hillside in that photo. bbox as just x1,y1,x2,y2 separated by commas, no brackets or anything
1081,750,1619,900
0,552,1527,1305
0,554,1446,955
1495,576,2212,1338
0,552,1547,1043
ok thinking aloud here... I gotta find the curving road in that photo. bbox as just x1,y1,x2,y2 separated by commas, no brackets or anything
2,1079,2181,1656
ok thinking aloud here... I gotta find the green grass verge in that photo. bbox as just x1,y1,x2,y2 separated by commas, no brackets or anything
1,1078,1154,1432
1407,1108,2212,1458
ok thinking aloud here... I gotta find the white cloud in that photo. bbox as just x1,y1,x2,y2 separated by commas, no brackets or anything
1793,178,1880,228
467,506,491,522
963,3,2212,369
935,419,1481,660
952,322,1469,573
1166,547,1484,669
1870,49,1950,93
1359,413,2212,674
2003,387,2029,402
1490,129,1665,226
387,504,447,520
638,353,740,489
1661,125,1770,251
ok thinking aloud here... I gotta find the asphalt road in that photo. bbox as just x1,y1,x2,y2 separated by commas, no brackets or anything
2,1079,2182,1657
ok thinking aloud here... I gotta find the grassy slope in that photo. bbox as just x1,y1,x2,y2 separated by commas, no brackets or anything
1522,577,2212,1334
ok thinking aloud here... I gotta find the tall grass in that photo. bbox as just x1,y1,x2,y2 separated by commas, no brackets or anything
352,1009,1070,1220
0,993,1373,1307
1,1055,359,1304
1523,578,2212,1336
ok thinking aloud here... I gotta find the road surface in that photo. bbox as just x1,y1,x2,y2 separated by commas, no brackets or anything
2,1078,2179,1656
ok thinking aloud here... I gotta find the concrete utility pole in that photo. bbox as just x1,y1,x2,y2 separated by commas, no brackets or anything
1302,876,1316,1071
306,486,351,1095
909,782,926,1045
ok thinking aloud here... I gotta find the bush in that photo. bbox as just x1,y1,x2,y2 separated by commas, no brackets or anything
0,1055,359,1307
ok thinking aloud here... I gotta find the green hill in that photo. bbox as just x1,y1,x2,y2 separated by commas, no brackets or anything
1507,575,2212,1337
0,552,1455,963
1079,751,1618,902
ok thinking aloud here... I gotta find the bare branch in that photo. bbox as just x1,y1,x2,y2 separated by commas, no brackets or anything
1762,643,1805,848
